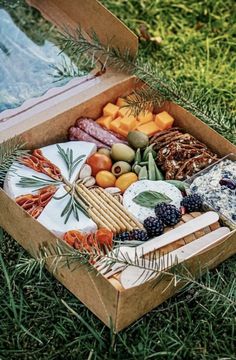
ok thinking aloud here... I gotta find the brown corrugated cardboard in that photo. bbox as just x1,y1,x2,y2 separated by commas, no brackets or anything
0,0,235,332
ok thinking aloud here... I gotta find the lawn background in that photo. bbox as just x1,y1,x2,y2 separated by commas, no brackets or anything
0,1,236,359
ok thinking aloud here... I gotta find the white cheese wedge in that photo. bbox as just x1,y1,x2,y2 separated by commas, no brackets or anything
37,187,97,238
40,141,96,183
4,141,96,199
123,180,183,223
3,163,54,198
3,141,98,239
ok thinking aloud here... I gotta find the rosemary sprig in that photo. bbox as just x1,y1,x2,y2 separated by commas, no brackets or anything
16,175,62,189
57,144,85,180
55,186,89,224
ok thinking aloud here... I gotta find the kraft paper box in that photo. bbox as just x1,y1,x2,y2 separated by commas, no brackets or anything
0,0,235,332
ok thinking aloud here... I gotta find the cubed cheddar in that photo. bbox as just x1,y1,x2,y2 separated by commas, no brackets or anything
103,103,119,119
137,121,160,137
110,117,122,133
117,127,129,137
96,115,113,129
110,117,128,137
137,110,153,124
155,111,174,130
120,115,137,131
118,106,131,117
116,97,128,107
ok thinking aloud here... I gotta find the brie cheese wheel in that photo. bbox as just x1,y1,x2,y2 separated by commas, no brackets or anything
37,187,97,238
3,141,98,237
3,163,52,198
4,141,96,199
40,141,96,183
123,180,183,223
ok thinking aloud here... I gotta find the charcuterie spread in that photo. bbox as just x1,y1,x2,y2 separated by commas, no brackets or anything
4,95,234,288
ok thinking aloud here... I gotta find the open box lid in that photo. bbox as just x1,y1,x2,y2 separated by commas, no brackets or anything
0,0,138,142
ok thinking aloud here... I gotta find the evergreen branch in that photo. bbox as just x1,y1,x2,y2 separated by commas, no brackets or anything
59,28,236,143
50,55,92,82
0,137,27,185
15,240,236,308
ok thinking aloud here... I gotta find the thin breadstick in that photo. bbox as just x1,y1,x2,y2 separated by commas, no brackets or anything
76,185,120,232
90,189,134,231
89,206,116,232
88,209,112,230
94,187,143,229
78,185,127,231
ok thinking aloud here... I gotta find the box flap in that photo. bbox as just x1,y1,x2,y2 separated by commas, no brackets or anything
0,0,138,141
27,0,138,56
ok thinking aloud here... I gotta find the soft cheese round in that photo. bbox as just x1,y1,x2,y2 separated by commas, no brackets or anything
4,141,96,199
123,180,183,223
4,141,98,237
37,187,97,238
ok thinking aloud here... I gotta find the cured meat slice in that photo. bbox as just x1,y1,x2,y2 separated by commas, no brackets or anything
21,149,62,181
69,127,109,148
15,185,57,218
76,118,127,146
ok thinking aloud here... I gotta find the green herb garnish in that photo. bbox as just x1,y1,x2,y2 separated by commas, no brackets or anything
133,191,172,208
16,175,62,189
54,186,89,224
57,145,85,180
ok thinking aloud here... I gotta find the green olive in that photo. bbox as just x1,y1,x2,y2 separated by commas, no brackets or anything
112,161,131,177
111,143,135,163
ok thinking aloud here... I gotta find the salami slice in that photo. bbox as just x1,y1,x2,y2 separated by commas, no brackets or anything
76,118,127,146
69,127,109,148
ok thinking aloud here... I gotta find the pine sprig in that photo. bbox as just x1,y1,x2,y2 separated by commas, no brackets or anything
0,137,27,185
15,240,236,309
59,28,236,144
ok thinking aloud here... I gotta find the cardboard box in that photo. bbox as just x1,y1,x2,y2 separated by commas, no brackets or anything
0,0,236,332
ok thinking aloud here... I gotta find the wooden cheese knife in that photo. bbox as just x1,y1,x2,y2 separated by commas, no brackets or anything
95,211,219,278
120,226,231,289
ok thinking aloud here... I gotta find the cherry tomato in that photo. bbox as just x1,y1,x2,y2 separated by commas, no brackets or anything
87,153,112,176
96,170,116,188
115,172,138,193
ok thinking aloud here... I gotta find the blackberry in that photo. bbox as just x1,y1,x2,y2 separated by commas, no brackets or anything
129,229,149,241
181,194,203,212
116,231,131,241
155,203,181,226
143,216,164,237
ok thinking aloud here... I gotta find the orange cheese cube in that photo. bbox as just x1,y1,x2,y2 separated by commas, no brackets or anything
110,117,128,138
118,106,132,117
155,111,174,130
96,115,113,129
137,110,153,124
116,128,129,138
116,97,128,107
137,121,160,137
120,115,137,131
110,117,121,133
103,103,119,119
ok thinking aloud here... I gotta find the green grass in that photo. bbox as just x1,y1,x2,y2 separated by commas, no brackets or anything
1,1,236,359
